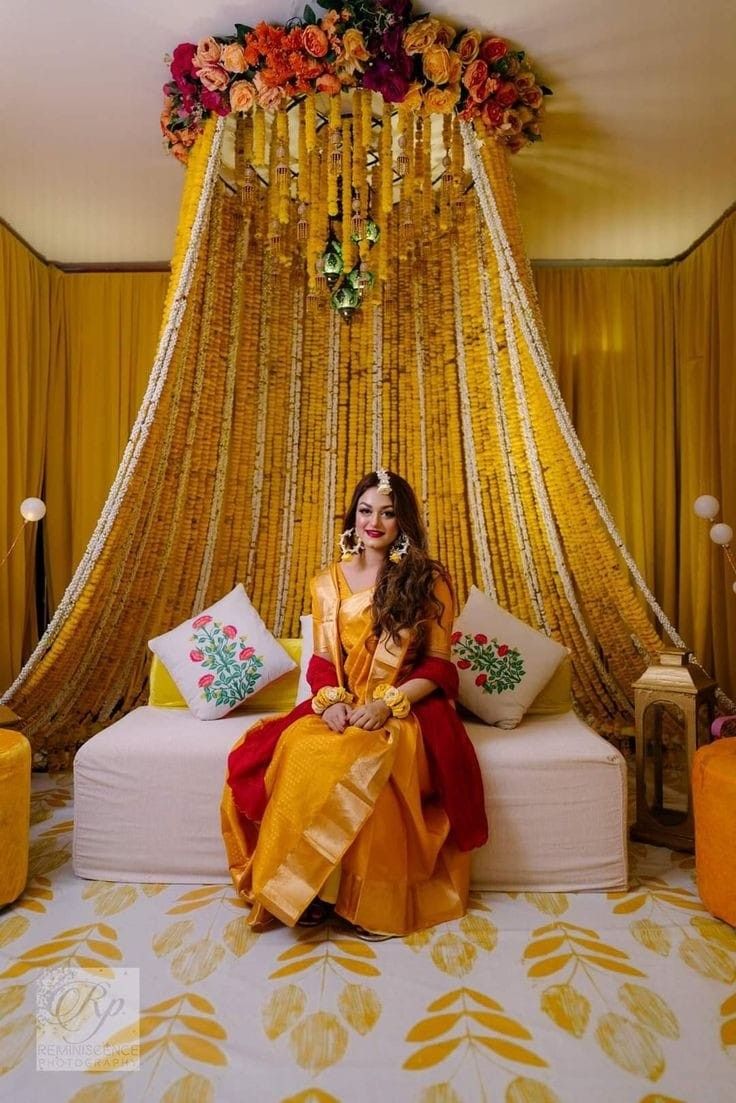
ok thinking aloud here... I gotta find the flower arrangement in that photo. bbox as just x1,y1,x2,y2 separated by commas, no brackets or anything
161,1,551,163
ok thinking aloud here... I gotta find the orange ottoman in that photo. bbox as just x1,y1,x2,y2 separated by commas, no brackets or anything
693,739,736,927
0,728,31,907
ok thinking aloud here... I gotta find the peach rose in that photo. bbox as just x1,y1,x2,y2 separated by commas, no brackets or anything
316,72,342,94
229,80,256,111
515,71,536,94
521,86,544,109
401,81,424,113
221,43,246,73
500,108,523,134
194,36,222,68
423,84,460,115
457,30,481,63
197,64,229,92
447,51,462,85
321,10,341,36
254,72,285,110
303,25,328,58
423,44,451,85
434,22,456,48
403,16,440,55
342,27,369,67
482,100,504,129
462,58,489,102
479,36,508,64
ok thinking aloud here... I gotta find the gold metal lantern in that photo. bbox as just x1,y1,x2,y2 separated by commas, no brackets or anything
631,648,716,850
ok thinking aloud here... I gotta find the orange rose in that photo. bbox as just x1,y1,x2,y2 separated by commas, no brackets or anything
447,51,462,85
221,43,246,73
342,27,369,67
435,23,456,48
316,73,342,94
401,82,424,112
423,44,451,85
423,84,460,115
303,25,328,58
197,64,229,92
403,16,440,55
521,86,544,109
229,80,255,111
194,36,222,68
457,30,481,63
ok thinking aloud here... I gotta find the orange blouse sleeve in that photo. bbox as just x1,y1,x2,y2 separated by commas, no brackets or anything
423,574,456,660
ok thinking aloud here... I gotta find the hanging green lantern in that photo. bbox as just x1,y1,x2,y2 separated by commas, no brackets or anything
331,281,361,323
321,239,344,287
364,219,380,246
346,265,375,292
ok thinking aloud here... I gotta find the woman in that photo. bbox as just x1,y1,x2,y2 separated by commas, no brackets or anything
221,470,488,936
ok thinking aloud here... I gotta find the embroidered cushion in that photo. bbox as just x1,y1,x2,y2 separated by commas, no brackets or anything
452,586,568,729
148,641,302,713
148,585,297,720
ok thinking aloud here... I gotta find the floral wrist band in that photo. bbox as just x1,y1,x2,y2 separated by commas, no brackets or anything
372,683,411,719
312,686,355,715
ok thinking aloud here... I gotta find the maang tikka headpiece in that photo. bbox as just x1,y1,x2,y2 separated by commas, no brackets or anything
375,468,392,495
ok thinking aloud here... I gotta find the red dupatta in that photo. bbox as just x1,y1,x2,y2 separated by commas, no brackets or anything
226,654,488,852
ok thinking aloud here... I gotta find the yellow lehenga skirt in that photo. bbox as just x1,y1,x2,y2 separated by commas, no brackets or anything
221,572,470,935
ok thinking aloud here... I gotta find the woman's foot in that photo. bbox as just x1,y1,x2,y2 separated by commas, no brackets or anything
351,924,398,942
297,898,334,927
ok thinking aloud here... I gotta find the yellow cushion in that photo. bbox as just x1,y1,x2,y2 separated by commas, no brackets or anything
0,729,31,906
149,640,302,713
527,654,573,714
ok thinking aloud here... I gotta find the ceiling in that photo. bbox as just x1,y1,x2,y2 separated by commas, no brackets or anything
1,0,734,264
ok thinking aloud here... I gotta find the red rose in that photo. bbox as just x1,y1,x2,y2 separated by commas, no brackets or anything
189,649,204,662
239,646,256,660
474,633,488,645
192,615,213,629
222,625,237,639
496,81,519,107
497,644,509,657
198,674,215,688
462,58,488,101
451,631,462,644
475,673,487,686
457,659,472,670
480,36,508,64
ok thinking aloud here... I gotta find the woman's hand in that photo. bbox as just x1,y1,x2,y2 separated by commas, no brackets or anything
322,702,351,733
348,700,392,731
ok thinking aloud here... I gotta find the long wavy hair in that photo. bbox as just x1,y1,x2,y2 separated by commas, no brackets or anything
342,471,449,648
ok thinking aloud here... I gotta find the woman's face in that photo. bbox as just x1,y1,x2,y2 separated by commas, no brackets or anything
355,487,400,553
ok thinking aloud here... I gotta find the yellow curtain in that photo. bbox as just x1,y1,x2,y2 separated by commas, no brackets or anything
673,212,736,692
45,272,169,609
0,225,51,693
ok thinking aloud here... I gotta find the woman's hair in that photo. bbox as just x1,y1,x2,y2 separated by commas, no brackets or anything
342,471,448,647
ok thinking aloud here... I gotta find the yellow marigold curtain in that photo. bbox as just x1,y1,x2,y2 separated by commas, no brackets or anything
45,272,168,609
0,225,51,692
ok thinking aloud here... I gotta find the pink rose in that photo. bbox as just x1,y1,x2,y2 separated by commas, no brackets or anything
198,674,215,688
192,615,213,629
457,659,471,670
194,36,222,68
189,649,204,662
480,36,508,64
474,633,488,645
482,101,504,128
239,646,256,660
254,72,286,110
497,644,509,657
475,673,487,686
316,73,342,94
201,89,230,116
450,631,462,644
222,625,237,639
197,64,229,92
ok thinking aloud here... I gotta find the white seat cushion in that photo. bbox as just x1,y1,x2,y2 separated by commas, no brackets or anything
73,706,627,890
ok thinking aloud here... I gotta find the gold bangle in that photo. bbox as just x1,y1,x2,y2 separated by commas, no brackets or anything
372,683,411,719
312,686,354,715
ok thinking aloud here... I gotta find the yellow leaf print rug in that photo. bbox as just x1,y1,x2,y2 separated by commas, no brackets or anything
0,773,734,1102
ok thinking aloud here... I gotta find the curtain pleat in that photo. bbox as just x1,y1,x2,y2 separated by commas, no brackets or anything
0,226,50,692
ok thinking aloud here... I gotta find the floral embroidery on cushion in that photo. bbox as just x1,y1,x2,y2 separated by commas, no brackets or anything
451,631,525,694
189,619,264,706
